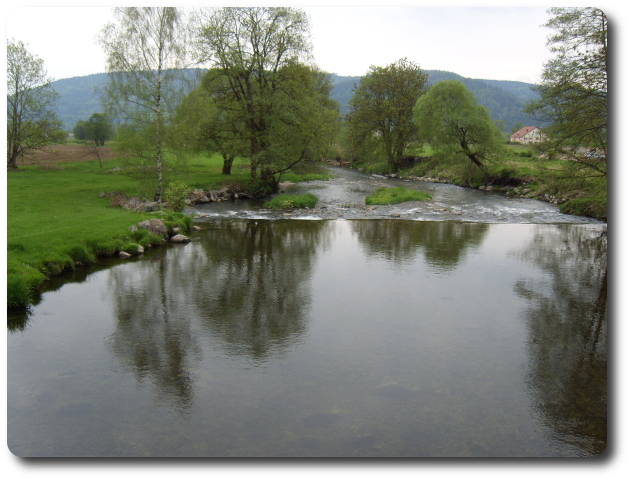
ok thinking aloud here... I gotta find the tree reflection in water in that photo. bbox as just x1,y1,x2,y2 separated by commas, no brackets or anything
106,220,331,412
351,220,489,270
194,220,332,360
514,224,607,456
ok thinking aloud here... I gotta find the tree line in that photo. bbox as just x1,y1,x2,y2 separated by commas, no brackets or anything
7,7,607,197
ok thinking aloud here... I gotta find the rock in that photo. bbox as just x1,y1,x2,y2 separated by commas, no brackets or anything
486,185,494,192
192,226,201,231
98,192,106,198
118,251,131,259
136,245,144,254
134,201,160,212
390,213,401,218
478,185,486,191
137,219,167,237
128,225,138,232
170,234,190,243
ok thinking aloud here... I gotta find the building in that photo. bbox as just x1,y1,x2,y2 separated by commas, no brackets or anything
510,126,546,144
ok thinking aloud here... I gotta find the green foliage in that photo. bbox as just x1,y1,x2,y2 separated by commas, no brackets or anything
163,180,189,212
345,58,428,169
98,7,193,201
74,113,113,145
7,39,66,169
195,8,338,188
365,187,431,205
525,8,607,177
560,196,607,221
413,80,506,169
263,194,318,210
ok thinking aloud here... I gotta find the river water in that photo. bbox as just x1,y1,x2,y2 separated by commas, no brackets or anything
7,167,607,457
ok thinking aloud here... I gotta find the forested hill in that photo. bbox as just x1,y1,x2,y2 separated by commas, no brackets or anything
330,71,539,132
51,69,538,133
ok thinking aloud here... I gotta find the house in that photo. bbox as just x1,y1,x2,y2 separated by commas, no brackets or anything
510,126,546,144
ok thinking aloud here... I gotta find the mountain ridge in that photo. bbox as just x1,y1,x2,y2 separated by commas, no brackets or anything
51,69,538,133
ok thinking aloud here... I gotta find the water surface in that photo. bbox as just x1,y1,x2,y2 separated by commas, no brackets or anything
8,220,607,457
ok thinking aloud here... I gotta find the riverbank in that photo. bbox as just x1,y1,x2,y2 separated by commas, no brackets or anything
6,152,331,309
343,145,607,222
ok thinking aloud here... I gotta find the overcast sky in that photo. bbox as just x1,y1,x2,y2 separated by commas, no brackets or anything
4,4,558,84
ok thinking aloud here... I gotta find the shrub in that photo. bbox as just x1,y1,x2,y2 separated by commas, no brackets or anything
263,194,318,210
366,187,431,205
163,180,189,212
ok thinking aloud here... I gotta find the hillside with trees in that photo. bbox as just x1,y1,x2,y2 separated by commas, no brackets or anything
330,71,539,132
52,69,538,134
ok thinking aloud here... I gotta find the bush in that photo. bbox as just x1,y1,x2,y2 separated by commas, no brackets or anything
163,180,189,212
263,194,318,210
366,187,431,205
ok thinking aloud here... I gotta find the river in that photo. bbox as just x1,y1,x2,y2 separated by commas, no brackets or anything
7,166,607,457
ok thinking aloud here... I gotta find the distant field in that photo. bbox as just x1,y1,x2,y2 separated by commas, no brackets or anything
20,144,121,166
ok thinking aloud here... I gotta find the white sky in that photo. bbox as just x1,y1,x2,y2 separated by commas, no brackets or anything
1,3,563,84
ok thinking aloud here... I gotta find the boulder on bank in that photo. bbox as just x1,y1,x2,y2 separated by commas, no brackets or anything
137,219,167,237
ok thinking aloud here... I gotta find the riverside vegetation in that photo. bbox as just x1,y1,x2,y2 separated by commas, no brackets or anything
350,143,607,221
6,150,330,309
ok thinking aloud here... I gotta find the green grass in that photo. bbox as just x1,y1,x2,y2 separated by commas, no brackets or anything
365,187,431,205
263,193,318,210
7,150,332,308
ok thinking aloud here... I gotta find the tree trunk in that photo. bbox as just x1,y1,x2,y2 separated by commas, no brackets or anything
222,156,234,175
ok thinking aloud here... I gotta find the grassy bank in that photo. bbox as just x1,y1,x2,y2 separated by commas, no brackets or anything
7,150,331,309
352,144,607,222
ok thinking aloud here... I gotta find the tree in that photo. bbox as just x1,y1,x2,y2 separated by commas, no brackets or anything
194,7,335,191
73,120,88,140
525,8,607,177
345,58,428,170
413,80,506,169
7,39,65,169
73,113,113,146
170,77,247,175
98,7,191,201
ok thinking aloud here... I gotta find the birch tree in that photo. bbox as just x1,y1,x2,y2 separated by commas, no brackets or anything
98,7,191,201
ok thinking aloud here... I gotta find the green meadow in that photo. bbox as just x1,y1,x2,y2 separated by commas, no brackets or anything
6,152,331,308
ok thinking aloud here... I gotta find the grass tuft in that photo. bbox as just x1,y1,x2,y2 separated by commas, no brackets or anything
263,194,318,210
365,187,431,205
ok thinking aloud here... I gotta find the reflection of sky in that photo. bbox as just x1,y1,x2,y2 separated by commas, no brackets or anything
8,220,607,457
